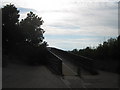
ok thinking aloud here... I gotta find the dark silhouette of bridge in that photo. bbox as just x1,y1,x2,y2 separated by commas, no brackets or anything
46,47,98,77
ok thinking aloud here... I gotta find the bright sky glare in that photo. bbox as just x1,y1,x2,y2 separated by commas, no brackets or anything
1,0,119,50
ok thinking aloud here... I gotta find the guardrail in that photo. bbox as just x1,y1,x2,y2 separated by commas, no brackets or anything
46,49,62,75
50,47,99,75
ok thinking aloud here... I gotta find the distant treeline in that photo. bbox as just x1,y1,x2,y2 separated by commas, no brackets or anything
70,36,120,61
70,36,119,73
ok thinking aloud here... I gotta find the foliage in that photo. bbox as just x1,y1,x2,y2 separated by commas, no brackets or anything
70,36,120,61
2,4,21,50
70,36,119,73
20,11,45,46
2,4,48,66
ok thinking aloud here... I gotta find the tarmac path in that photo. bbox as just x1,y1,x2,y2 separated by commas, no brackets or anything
49,48,119,88
2,63,67,88
2,47,119,88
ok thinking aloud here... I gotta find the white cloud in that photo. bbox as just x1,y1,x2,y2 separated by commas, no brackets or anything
44,25,117,37
1,0,119,50
45,38,103,50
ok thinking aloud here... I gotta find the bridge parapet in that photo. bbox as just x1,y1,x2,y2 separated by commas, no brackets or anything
46,49,63,75
50,47,99,75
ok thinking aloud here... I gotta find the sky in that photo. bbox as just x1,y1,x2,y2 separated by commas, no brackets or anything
1,0,119,50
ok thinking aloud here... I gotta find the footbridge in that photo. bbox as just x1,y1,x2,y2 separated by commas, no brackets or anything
46,47,98,77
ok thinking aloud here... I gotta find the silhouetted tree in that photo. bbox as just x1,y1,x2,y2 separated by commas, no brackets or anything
2,4,48,66
116,35,119,46
2,4,22,51
20,11,45,47
70,36,119,73
71,49,78,54
19,11,48,65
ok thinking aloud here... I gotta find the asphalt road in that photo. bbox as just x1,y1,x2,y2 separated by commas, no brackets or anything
49,48,119,88
2,47,119,88
2,63,67,88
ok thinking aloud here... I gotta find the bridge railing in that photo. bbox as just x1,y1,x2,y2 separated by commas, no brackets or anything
46,49,62,75
50,47,99,75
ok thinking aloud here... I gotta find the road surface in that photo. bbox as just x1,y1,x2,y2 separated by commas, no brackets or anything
2,63,67,88
49,48,119,88
2,48,119,88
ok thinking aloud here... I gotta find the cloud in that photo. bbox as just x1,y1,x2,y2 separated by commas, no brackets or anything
44,2,118,35
1,0,119,50
45,37,106,50
42,2,118,50
60,2,118,29
44,25,117,37
47,24,80,30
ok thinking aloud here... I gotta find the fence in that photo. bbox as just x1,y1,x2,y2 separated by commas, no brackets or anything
50,47,99,75
46,49,62,75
